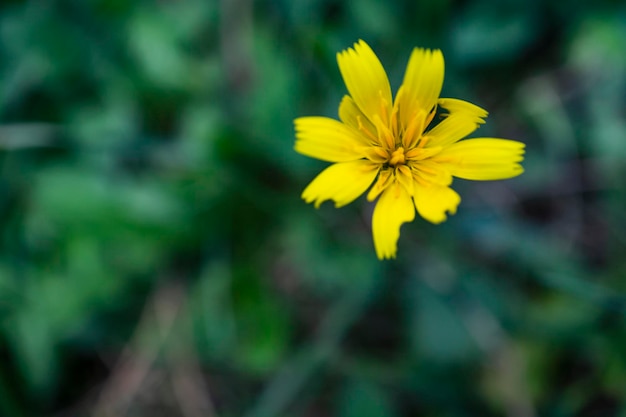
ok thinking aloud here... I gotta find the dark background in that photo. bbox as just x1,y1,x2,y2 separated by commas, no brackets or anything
1,0,626,416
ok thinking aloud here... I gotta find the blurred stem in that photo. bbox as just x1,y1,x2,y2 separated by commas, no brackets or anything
170,360,217,417
243,283,375,417
91,282,187,417
486,342,537,417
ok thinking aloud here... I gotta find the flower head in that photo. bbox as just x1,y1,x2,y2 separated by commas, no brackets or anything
295,40,525,260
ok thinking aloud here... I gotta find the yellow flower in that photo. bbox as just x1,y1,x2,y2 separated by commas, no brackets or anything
294,40,525,260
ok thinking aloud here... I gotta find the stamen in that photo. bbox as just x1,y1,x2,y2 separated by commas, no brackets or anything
416,135,429,148
367,169,393,201
357,116,378,143
362,146,390,163
389,147,406,166
402,110,425,149
425,107,437,127
396,164,414,195
390,87,404,139
405,148,422,159
411,172,429,187
412,162,453,186
373,115,395,150
405,146,442,160
414,107,437,148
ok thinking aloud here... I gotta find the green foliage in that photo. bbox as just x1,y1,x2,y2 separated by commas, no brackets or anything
0,0,625,416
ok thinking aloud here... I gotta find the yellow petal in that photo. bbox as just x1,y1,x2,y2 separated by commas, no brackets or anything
438,98,488,122
294,117,368,162
411,160,453,187
413,184,461,224
372,182,415,260
302,160,379,208
366,168,393,201
398,48,444,126
337,40,393,125
338,95,374,135
433,138,525,180
396,165,414,195
424,113,484,148
361,146,390,164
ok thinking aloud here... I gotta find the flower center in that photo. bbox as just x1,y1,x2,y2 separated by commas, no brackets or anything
389,147,406,166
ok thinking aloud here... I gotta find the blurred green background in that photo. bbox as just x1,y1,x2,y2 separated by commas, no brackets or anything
1,0,625,416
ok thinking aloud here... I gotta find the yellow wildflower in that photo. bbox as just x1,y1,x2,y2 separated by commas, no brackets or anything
294,40,525,260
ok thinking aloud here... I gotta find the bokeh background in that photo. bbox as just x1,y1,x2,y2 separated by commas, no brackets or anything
1,0,626,416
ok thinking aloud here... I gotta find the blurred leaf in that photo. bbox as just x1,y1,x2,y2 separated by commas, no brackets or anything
231,267,291,373
177,103,223,168
280,210,381,295
338,380,396,417
568,16,626,165
128,11,192,90
5,302,58,398
409,280,477,363
346,0,396,38
450,5,540,66
66,86,139,147
29,166,187,235
246,29,301,170
190,261,237,360
525,293,600,340
0,124,57,149
0,263,19,320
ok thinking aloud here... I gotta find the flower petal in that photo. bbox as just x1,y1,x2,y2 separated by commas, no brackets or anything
398,48,444,126
411,160,453,187
338,95,378,145
302,160,379,208
433,138,525,180
423,98,488,148
413,184,461,224
438,98,488,122
366,168,393,201
424,113,484,148
372,182,415,260
294,117,368,162
337,40,393,124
